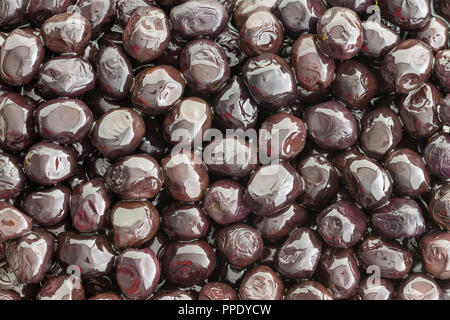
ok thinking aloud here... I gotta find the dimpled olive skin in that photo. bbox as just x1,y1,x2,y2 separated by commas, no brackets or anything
161,203,210,241
0,29,45,87
429,184,450,230
290,33,335,92
417,17,448,53
75,0,114,39
243,53,298,110
239,265,284,300
379,0,431,30
36,99,94,144
381,40,433,94
351,276,395,300
395,273,443,300
122,7,170,63
434,50,450,92
285,280,333,300
0,0,29,29
199,282,237,300
424,134,450,179
37,275,85,300
0,289,21,300
316,7,363,60
162,240,216,286
360,20,400,59
0,152,24,199
0,202,32,243
420,231,450,280
28,0,73,27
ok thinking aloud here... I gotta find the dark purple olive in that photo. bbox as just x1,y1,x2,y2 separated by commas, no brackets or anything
7,229,54,284
243,53,298,110
317,201,366,248
304,101,358,151
22,185,70,227
351,276,394,300
41,11,91,55
91,108,146,159
170,0,228,39
109,200,160,250
441,94,450,125
381,40,433,94
0,289,21,300
315,247,360,299
0,202,32,243
199,282,237,300
161,149,209,202
325,0,374,12
89,292,122,300
131,65,185,115
285,280,333,300
417,17,448,53
245,162,303,216
203,179,250,225
115,248,160,300
216,224,263,268
203,136,257,178
239,265,284,300
152,289,196,300
162,240,216,286
0,93,35,151
0,29,45,86
275,227,322,279
0,0,29,29
37,275,85,300
161,203,209,241
57,231,115,279
424,133,450,179
115,0,155,26
35,99,94,144
233,0,277,28
70,178,112,233
357,236,413,279
24,141,77,186
180,39,230,94
216,26,246,69
384,148,430,197
0,153,24,200
360,107,402,159
122,6,170,63
84,91,129,118
28,0,73,27
137,117,169,161
316,7,363,60
290,33,335,92
429,184,450,231
395,273,443,300
420,231,450,280
360,20,400,59
379,0,430,30
97,45,133,99
87,156,112,178
75,0,114,39
37,56,96,98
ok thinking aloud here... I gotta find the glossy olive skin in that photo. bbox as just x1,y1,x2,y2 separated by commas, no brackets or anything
75,0,114,39
357,236,413,279
379,0,430,30
298,155,339,211
285,280,333,300
115,0,154,26
0,93,35,151
7,229,54,284
420,231,450,280
109,201,160,250
239,265,284,300
116,248,160,300
22,185,70,227
89,292,122,300
384,148,430,197
28,0,73,27
41,11,91,55
57,231,115,279
233,0,277,28
315,247,360,300
122,6,170,63
290,33,335,92
151,289,196,300
161,150,209,202
416,17,448,53
316,7,363,60
275,227,322,279
360,20,400,59
360,107,402,159
245,162,303,216
423,134,450,179
203,136,257,178
170,0,228,39
162,240,216,286
35,99,94,144
216,224,263,268
24,141,77,186
304,101,358,151
381,40,433,94
240,11,284,57
0,202,32,242
0,29,45,86
92,108,146,160
273,0,326,37
351,276,394,300
343,155,393,210
199,282,237,300
317,201,366,248
37,275,85,300
214,76,258,130
203,179,250,225
441,94,450,125
0,289,21,300
180,39,230,94
37,56,96,98
0,152,24,199
243,53,298,110
132,65,185,115
434,50,450,92
161,203,209,241
395,273,443,300
0,0,29,29
429,185,450,230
